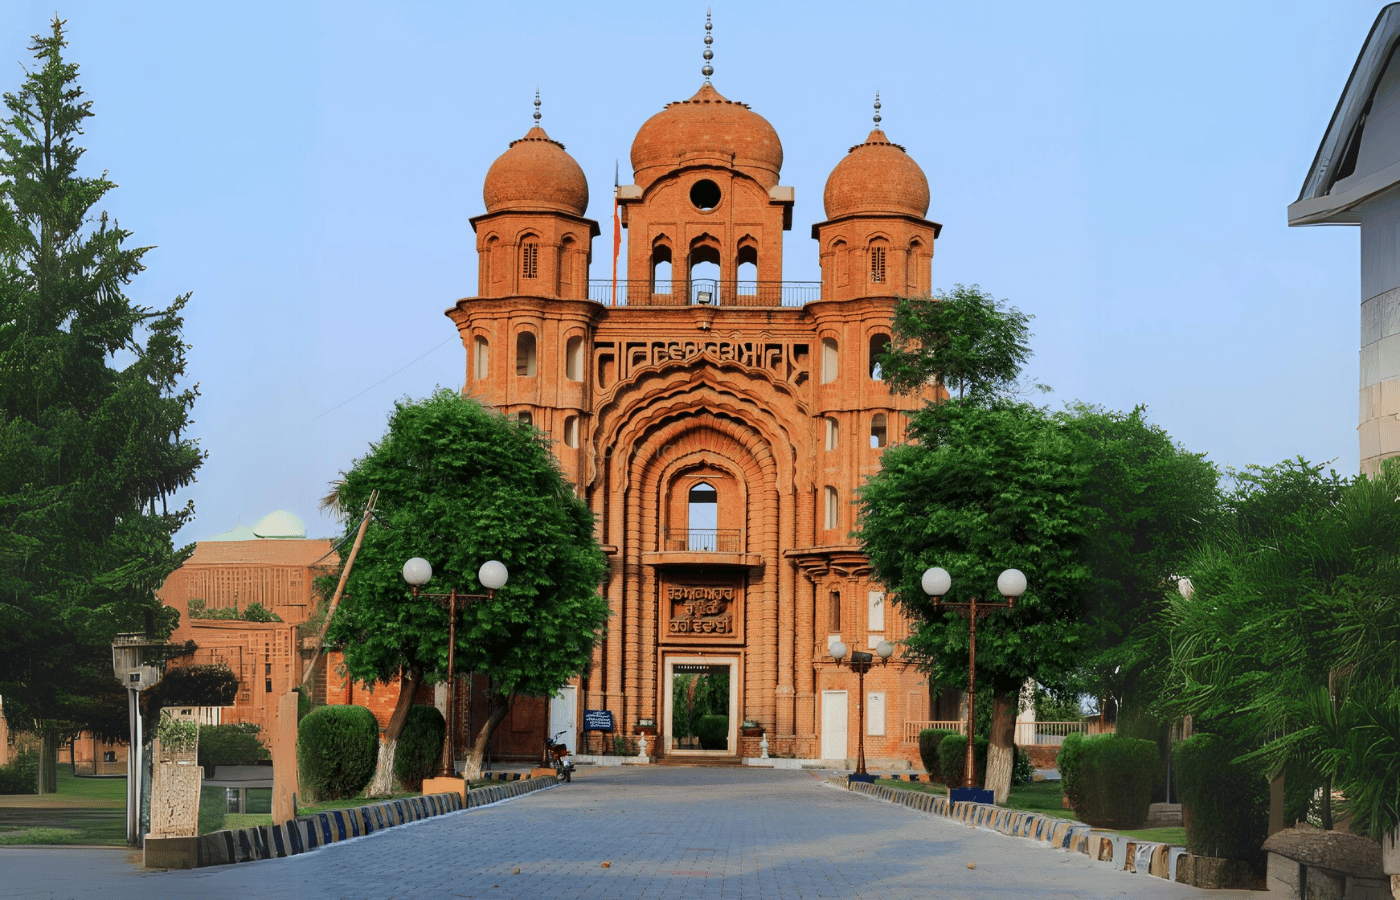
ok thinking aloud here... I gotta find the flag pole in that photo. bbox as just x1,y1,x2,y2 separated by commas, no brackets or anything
612,160,621,306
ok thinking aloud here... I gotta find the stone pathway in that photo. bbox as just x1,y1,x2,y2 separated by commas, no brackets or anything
0,766,1260,899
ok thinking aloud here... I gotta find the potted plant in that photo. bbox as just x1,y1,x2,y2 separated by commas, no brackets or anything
741,719,763,737
634,717,656,735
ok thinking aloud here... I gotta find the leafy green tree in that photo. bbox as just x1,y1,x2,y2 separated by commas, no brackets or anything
860,397,1090,801
322,390,608,786
0,18,202,790
1058,404,1220,716
1166,458,1400,840
877,284,1034,400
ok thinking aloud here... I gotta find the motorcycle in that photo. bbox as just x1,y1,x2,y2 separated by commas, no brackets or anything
546,730,573,783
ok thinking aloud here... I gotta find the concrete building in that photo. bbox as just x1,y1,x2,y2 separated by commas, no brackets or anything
1290,3,1400,475
449,32,939,766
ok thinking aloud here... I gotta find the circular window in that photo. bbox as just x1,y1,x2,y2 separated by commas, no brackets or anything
690,179,721,211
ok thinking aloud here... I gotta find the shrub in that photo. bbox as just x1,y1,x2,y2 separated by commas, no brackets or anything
393,705,446,792
697,714,728,750
1059,733,1156,829
938,732,988,786
918,728,958,780
241,602,281,622
0,744,39,794
198,723,269,770
1058,732,1087,808
1172,733,1269,863
297,704,379,801
1012,745,1035,785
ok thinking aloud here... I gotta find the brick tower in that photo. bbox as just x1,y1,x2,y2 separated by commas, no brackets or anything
449,27,942,766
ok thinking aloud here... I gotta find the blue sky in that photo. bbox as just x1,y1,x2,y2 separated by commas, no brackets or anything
0,1,1380,541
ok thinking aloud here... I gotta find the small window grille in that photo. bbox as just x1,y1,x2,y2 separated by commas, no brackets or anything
522,242,539,279
870,246,886,283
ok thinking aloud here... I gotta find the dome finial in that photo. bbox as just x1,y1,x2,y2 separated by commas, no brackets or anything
701,9,714,82
533,88,541,126
873,91,882,127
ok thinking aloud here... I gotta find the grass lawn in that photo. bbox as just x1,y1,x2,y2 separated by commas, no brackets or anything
0,769,126,846
875,777,1188,847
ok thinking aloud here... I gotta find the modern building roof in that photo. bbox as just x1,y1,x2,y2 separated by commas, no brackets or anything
1290,3,1400,226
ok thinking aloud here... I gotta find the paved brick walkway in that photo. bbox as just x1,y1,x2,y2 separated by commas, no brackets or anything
0,767,1259,899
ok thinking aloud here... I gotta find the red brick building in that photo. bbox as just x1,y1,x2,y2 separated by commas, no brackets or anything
449,49,940,765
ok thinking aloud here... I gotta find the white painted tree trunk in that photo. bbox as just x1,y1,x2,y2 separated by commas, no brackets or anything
459,699,513,781
365,738,398,798
986,690,1018,804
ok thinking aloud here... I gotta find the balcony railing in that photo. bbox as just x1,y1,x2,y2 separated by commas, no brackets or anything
661,529,742,553
588,279,821,308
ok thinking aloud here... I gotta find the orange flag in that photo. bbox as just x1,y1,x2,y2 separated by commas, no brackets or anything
612,161,621,305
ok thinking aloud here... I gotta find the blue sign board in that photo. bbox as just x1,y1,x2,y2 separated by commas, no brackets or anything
583,709,615,732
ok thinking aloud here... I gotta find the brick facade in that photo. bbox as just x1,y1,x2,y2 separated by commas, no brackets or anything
447,74,943,766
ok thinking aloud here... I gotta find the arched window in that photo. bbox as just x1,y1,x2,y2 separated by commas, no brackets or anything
521,240,540,280
870,414,888,449
688,482,718,551
518,411,533,426
820,337,839,384
824,485,839,530
869,332,890,380
825,416,839,451
870,242,887,284
832,240,849,288
907,238,923,292
559,235,577,296
473,335,490,380
564,415,579,448
516,331,537,377
736,243,757,296
652,244,672,297
689,242,721,305
565,335,584,382
483,236,499,291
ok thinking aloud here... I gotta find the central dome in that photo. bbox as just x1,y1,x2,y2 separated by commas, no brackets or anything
630,83,783,191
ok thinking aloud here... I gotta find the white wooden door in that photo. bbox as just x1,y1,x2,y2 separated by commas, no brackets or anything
821,690,848,761
549,686,578,753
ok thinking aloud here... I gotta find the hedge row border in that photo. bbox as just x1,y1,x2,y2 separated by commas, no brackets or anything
835,779,1201,884
186,776,555,868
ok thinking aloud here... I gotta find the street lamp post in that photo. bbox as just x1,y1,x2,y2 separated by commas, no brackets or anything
829,639,895,778
920,566,1027,790
401,557,509,779
110,633,166,846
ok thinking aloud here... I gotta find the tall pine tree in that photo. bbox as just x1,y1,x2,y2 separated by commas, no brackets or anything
0,17,203,790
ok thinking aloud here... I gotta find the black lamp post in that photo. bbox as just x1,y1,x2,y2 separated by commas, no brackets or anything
920,566,1027,790
829,638,895,777
401,557,508,779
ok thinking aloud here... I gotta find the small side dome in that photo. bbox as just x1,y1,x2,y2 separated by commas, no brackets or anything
630,83,783,191
823,129,930,220
252,509,306,539
483,126,590,216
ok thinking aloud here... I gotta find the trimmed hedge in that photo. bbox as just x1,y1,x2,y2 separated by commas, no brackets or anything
297,704,379,801
1057,732,1156,829
1172,733,1269,863
697,714,728,750
394,705,446,791
198,723,269,770
918,728,959,780
938,732,988,786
